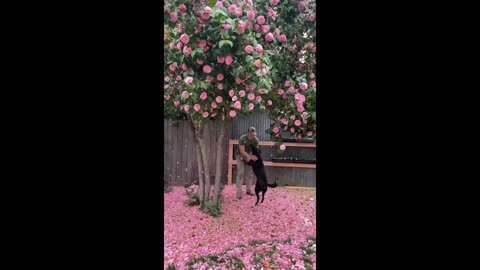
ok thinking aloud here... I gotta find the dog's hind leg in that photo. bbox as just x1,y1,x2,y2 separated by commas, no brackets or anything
255,192,260,206
261,189,267,203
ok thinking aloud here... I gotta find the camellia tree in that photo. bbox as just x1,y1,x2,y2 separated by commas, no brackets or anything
164,0,316,207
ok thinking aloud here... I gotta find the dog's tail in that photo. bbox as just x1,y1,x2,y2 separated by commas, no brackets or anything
267,177,279,188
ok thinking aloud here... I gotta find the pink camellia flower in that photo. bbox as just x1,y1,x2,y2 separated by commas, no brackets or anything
184,104,190,112
165,95,170,100
165,76,170,82
169,64,176,72
262,67,268,75
215,1,223,7
257,15,265,25
169,12,178,22
198,40,206,47
173,100,180,107
227,4,237,13
203,65,212,73
229,90,235,97
261,25,270,33
285,80,290,87
256,96,262,102
201,12,210,19
245,45,254,54
204,6,212,14
205,76,214,82
223,24,232,30
254,24,260,31
229,110,237,117
239,90,246,97
299,1,307,10
217,73,224,81
184,77,193,85
249,84,256,91
194,104,201,111
235,7,243,17
295,120,301,126
289,44,297,52
218,83,223,90
265,33,274,42
177,42,183,50
278,89,284,95
234,101,241,109
279,144,286,151
283,94,288,99
290,127,295,133
248,103,254,111
274,28,281,37
291,115,296,120
247,10,255,20
247,93,255,100
179,4,186,13
300,82,308,90
180,64,187,71
180,34,189,44
200,92,207,100
280,34,287,42
235,77,242,84
310,80,316,87
295,93,306,102
297,104,305,112
254,59,262,69
307,131,313,137
169,42,174,49
211,102,217,109
297,134,303,139
176,75,182,81
225,55,233,65
216,96,223,103
183,46,192,56
237,21,246,34
273,127,279,134
217,56,225,63
181,91,188,98
232,96,238,102
196,59,204,65
203,112,210,118
256,44,263,54
288,86,295,93
272,0,279,6
309,14,316,22
281,118,288,124
312,46,316,53
259,89,266,94
266,100,272,107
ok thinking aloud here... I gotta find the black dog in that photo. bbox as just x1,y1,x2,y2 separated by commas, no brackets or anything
248,145,278,205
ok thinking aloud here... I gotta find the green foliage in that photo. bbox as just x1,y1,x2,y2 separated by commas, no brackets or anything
202,200,222,218
167,264,176,270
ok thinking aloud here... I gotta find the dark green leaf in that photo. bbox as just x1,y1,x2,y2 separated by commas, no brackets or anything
207,0,216,7
219,40,233,48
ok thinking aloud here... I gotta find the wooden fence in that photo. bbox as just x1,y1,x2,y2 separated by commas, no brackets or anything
164,111,316,187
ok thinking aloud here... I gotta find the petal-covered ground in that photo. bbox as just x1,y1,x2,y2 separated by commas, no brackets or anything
164,186,316,269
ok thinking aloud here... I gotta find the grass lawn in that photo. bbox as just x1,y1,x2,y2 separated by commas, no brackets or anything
164,185,316,270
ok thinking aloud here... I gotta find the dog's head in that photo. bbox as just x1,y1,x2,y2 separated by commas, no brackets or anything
250,145,261,157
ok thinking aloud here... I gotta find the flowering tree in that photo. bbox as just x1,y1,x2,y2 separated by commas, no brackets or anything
164,0,316,206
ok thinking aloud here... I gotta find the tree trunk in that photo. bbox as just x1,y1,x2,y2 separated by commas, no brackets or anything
198,128,211,202
212,123,227,206
188,116,205,202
